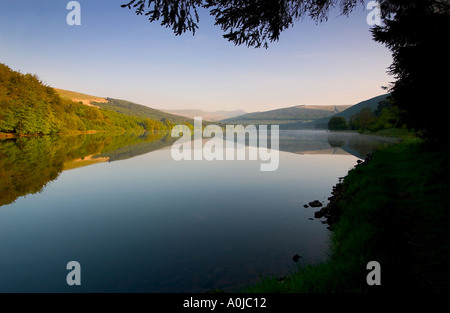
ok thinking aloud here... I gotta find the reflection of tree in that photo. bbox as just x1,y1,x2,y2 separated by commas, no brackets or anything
0,137,63,207
0,132,171,207
346,135,396,158
275,131,397,157
327,134,345,148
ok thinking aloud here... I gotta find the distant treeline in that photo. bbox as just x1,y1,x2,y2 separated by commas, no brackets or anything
328,100,406,133
0,63,175,136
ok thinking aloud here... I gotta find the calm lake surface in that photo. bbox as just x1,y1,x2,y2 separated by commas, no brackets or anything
0,130,396,292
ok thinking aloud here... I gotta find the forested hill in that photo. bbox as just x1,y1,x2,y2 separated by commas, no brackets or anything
0,64,178,136
55,88,193,125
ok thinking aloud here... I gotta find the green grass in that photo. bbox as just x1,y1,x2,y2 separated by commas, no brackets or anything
243,138,450,293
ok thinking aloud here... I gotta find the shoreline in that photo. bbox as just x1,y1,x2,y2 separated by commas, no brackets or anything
242,137,450,292
0,129,133,140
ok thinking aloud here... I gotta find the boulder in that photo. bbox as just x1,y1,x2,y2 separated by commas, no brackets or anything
308,200,323,208
314,210,325,219
292,254,302,263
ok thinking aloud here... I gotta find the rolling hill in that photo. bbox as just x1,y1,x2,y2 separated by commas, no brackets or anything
218,94,390,129
221,105,352,126
55,89,193,125
93,98,194,125
162,109,246,121
0,63,160,135
54,88,389,130
310,94,390,129
54,88,108,107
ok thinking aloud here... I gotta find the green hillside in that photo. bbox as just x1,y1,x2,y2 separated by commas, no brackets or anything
221,105,351,126
0,63,174,136
93,98,194,125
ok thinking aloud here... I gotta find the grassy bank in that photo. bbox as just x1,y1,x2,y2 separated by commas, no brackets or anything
244,138,450,292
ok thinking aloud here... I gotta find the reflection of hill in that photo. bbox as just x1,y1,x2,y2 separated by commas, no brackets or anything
227,130,397,158
0,130,398,208
96,132,176,162
63,155,110,171
0,132,173,207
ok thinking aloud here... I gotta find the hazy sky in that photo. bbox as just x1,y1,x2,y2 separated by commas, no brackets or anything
0,0,393,112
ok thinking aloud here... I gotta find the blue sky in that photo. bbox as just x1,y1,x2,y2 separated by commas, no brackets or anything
0,0,392,112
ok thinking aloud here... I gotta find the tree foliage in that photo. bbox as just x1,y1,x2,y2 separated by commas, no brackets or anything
371,0,450,143
348,100,404,132
371,100,402,130
122,0,364,48
0,63,173,136
349,107,376,131
328,116,348,130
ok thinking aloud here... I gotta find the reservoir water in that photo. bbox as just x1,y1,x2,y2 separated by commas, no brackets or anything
0,130,396,292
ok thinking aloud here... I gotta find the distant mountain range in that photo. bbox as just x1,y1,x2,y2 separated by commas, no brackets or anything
221,105,352,126
162,109,247,121
219,94,389,129
2,61,389,137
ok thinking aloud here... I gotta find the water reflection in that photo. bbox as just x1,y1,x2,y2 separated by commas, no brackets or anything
0,130,397,208
277,130,398,158
0,131,174,207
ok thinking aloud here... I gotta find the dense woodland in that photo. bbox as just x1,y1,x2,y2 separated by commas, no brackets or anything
0,63,174,136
